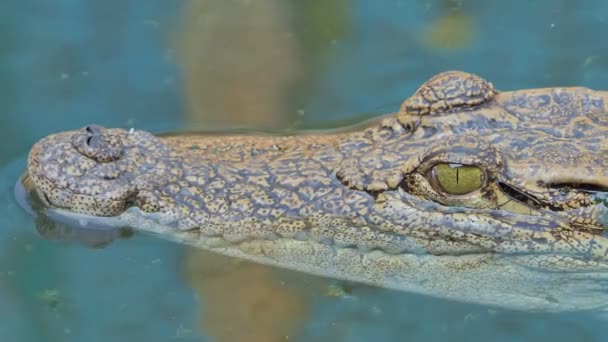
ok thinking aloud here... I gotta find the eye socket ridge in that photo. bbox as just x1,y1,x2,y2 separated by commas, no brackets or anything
428,163,485,195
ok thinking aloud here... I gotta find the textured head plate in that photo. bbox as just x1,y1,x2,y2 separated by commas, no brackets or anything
400,71,496,116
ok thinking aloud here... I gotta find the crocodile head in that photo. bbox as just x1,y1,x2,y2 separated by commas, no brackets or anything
19,71,608,311
342,71,607,228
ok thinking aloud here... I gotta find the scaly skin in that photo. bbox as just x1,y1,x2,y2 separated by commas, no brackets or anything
22,71,608,311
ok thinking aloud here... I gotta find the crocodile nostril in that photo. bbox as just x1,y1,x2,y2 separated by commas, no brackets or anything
73,125,124,163
86,135,103,148
85,125,103,134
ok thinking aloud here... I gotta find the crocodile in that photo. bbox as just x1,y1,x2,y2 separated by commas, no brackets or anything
18,71,608,312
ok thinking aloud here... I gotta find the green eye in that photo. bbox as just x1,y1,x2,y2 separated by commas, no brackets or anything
430,163,484,195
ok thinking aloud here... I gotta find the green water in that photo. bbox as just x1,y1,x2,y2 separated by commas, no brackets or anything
2,1,608,341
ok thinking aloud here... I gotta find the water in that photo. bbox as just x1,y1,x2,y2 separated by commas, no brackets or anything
2,0,608,341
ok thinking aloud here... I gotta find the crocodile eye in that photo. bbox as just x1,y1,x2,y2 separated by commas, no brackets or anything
429,163,484,195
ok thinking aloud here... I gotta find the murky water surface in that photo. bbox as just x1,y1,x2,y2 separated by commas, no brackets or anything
2,1,608,341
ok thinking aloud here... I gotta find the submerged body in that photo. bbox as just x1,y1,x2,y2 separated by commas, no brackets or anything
21,71,608,311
